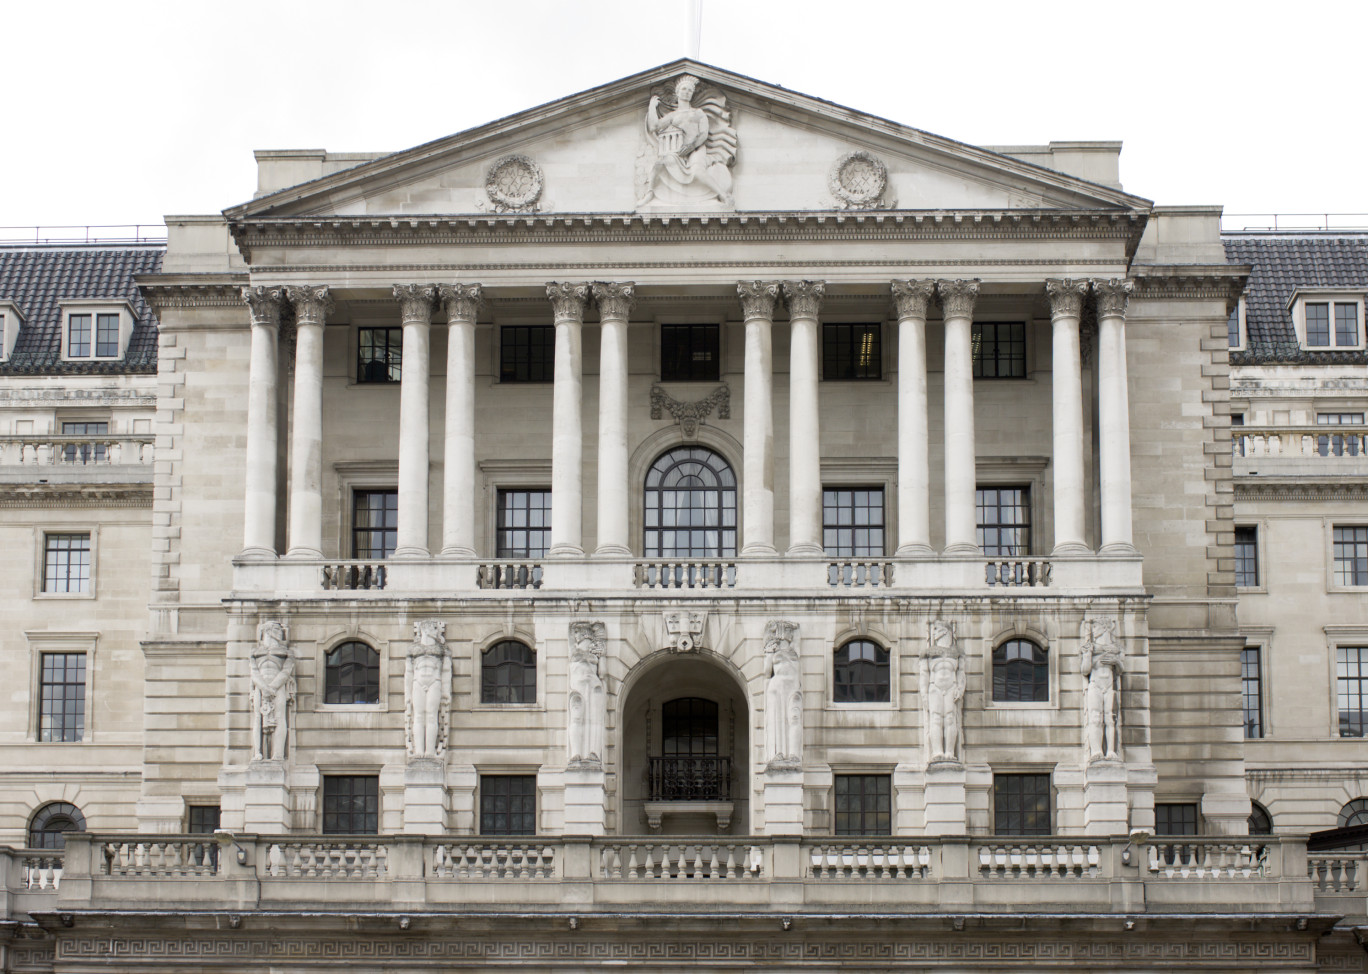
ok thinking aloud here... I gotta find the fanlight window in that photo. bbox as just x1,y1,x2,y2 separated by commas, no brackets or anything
1339,798,1368,828
992,638,1049,702
833,639,890,703
29,802,85,849
1248,801,1273,835
481,640,537,704
325,641,380,705
643,447,736,558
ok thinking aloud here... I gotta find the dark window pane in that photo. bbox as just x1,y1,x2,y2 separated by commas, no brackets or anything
662,698,718,756
1155,802,1200,836
357,327,402,382
834,774,891,835
1339,799,1368,828
500,325,555,382
61,421,108,463
28,802,85,849
822,323,882,381
1248,802,1273,835
480,775,536,835
1334,527,1368,586
325,641,380,704
992,639,1049,702
43,533,91,593
643,448,737,557
972,322,1026,378
1338,647,1368,738
976,486,1030,557
68,314,91,357
660,323,720,382
496,489,551,558
823,487,885,557
1234,526,1259,587
1241,646,1263,739
1336,303,1359,346
833,639,890,703
353,490,398,559
322,775,379,834
39,653,85,743
95,313,120,357
187,806,222,833
481,640,536,703
993,773,1051,836
1227,306,1240,348
1306,303,1330,346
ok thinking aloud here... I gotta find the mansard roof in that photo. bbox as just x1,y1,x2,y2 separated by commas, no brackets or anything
1225,232,1368,365
0,244,164,375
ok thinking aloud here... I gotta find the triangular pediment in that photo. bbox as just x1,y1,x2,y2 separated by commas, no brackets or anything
227,60,1149,222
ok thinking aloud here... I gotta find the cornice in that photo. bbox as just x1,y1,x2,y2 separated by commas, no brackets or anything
1129,264,1247,303
1234,479,1368,501
138,274,251,310
0,484,153,507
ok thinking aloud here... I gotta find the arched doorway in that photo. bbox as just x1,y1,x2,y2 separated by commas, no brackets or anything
619,653,750,835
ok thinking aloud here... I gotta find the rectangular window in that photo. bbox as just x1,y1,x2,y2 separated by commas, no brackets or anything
496,489,552,558
1155,802,1200,836
977,487,1030,556
187,805,221,833
972,322,1026,378
1241,646,1263,739
500,325,554,383
1337,303,1360,346
1231,413,1245,457
1339,647,1368,738
1317,414,1365,457
352,490,398,559
38,652,85,742
95,313,119,357
993,773,1051,836
68,314,91,357
357,327,402,383
62,421,108,464
479,775,537,835
822,323,882,381
1307,303,1330,346
822,487,885,556
1318,413,1366,425
833,774,891,836
322,775,379,834
1227,306,1241,348
43,533,91,593
660,323,719,382
1234,526,1259,587
1334,526,1368,586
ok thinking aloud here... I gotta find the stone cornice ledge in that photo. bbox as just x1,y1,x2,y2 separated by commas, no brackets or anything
1235,478,1368,501
1129,263,1249,302
0,483,153,507
138,273,251,310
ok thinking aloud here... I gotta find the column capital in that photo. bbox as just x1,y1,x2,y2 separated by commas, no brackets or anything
936,279,980,319
737,280,780,320
392,284,438,325
547,282,590,323
1045,278,1089,321
438,283,483,323
891,279,936,320
242,285,285,328
782,280,826,319
285,285,334,326
592,282,636,321
1092,278,1133,318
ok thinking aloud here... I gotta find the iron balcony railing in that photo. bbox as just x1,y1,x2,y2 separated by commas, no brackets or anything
647,756,732,802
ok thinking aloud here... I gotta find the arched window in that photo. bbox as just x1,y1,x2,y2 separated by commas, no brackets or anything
1339,798,1368,828
1248,801,1273,835
324,641,380,704
481,640,537,703
29,802,85,849
644,447,736,558
992,638,1049,702
833,639,890,703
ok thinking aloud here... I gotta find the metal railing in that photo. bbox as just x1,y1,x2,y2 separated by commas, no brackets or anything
0,224,168,245
1222,214,1368,233
647,756,732,801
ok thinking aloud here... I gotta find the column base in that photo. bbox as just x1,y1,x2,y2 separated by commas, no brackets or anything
237,546,278,562
787,542,823,556
594,544,631,556
1098,541,1140,557
283,547,323,559
895,543,935,557
391,546,431,560
942,543,981,556
741,543,777,556
548,543,585,558
438,546,477,558
1051,541,1092,556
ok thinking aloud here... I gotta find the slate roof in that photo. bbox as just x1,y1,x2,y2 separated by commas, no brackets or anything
1224,232,1368,365
0,244,164,375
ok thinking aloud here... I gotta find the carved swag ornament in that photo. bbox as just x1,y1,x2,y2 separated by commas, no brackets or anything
649,384,730,438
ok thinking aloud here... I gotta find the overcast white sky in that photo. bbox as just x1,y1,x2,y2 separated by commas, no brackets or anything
2,0,1363,234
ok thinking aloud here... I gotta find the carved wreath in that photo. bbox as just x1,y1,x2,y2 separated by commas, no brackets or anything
828,151,895,210
483,155,544,212
649,384,730,438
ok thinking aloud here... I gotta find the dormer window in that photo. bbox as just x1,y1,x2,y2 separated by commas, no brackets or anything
0,300,23,360
1227,296,1246,350
1290,290,1365,350
59,301,136,361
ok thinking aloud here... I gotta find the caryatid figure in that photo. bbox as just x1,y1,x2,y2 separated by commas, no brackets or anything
567,621,607,769
1080,618,1124,763
920,620,966,765
763,621,803,770
406,620,452,760
250,620,295,761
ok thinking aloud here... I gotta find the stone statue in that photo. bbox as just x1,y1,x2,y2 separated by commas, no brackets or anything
249,621,295,761
635,74,737,210
567,621,607,769
763,621,803,770
406,620,452,760
1080,618,1123,763
920,620,966,765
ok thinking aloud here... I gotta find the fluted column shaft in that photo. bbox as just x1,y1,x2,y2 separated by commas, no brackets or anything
1047,279,1089,554
738,282,779,554
593,282,635,555
241,286,283,558
1095,279,1136,553
939,280,981,554
893,280,935,554
285,285,333,558
548,283,590,556
439,285,481,556
392,285,438,558
785,281,825,554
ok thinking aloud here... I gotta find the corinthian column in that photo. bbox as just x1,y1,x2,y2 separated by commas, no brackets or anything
438,284,481,556
593,282,635,555
784,280,825,554
738,281,779,554
547,282,590,556
1094,279,1136,554
393,285,438,558
284,285,333,558
1046,279,1089,554
938,280,980,554
892,280,936,555
241,286,284,558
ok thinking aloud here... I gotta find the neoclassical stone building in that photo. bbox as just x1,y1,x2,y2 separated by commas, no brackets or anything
1,61,1364,972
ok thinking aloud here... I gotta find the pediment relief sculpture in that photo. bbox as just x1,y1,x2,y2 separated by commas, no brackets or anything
635,74,737,211
477,154,545,213
828,151,896,210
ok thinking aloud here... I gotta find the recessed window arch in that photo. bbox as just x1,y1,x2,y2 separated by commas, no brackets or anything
481,640,537,704
643,446,737,558
833,638,890,703
1248,801,1273,835
1339,798,1368,828
324,640,380,705
992,638,1049,702
29,801,85,849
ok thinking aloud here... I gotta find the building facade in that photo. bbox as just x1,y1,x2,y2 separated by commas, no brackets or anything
0,61,1363,972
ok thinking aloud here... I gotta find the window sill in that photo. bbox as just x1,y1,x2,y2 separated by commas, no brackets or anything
33,591,95,601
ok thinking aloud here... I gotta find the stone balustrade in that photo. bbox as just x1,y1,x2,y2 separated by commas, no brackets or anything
1235,425,1368,471
0,434,154,478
